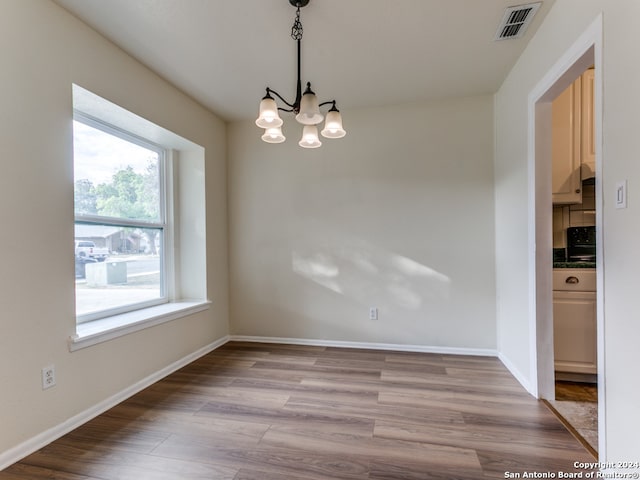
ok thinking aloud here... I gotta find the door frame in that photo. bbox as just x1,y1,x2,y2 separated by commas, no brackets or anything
527,14,605,457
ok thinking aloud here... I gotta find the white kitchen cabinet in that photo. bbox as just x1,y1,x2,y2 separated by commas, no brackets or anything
580,68,596,180
553,269,597,375
552,68,595,204
552,77,582,204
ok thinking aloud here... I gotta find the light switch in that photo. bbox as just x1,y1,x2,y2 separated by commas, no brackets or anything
615,180,627,209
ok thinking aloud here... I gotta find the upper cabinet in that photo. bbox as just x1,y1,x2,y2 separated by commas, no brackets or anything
552,76,581,204
552,68,595,205
580,68,595,180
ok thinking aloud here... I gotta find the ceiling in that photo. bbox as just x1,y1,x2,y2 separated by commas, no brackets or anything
52,0,555,122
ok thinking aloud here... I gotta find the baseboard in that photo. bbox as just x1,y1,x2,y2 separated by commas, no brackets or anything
498,351,535,396
229,335,498,357
555,372,597,384
0,335,230,471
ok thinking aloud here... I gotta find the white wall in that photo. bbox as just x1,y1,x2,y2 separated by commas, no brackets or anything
229,96,496,351
0,0,228,458
495,0,640,465
12,0,639,468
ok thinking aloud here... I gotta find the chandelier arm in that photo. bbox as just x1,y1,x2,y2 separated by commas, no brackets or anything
267,88,295,108
277,107,295,113
318,100,337,108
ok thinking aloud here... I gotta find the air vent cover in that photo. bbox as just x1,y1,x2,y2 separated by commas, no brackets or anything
494,2,542,40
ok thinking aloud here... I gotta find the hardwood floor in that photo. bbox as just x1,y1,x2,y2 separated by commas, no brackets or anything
556,381,598,403
1,342,596,479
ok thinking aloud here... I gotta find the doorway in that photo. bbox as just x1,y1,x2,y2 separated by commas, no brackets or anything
528,16,604,458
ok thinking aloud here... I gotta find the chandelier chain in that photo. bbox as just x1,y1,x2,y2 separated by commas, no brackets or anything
291,6,303,40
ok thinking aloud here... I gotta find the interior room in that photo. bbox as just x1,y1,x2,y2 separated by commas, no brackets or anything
1,0,640,477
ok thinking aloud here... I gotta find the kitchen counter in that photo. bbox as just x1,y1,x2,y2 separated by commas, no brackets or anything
553,262,596,269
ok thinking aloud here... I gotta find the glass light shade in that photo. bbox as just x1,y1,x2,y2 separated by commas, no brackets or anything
261,126,286,144
295,92,323,125
298,125,322,148
256,97,283,128
320,110,346,138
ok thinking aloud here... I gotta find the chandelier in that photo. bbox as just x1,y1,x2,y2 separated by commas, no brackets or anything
255,0,346,148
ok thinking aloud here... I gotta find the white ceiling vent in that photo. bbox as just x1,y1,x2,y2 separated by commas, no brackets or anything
494,2,542,41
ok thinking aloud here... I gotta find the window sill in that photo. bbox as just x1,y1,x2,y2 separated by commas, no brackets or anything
69,300,211,352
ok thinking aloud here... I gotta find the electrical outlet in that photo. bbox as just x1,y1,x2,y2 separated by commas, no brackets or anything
369,307,378,320
42,365,56,390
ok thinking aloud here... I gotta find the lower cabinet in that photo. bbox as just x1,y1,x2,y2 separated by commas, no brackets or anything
553,290,597,374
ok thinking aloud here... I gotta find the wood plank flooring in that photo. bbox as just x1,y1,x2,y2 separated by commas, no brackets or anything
1,342,597,479
556,381,598,403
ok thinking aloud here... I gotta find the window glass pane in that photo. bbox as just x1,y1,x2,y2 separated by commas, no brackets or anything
73,120,161,223
73,116,166,322
75,223,163,320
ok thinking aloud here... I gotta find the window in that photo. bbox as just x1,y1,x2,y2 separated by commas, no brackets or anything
70,84,208,350
73,114,170,322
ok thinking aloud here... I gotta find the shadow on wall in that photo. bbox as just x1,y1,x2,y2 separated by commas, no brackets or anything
292,241,451,310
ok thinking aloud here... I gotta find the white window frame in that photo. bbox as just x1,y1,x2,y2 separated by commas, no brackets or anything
69,84,209,352
73,111,173,324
